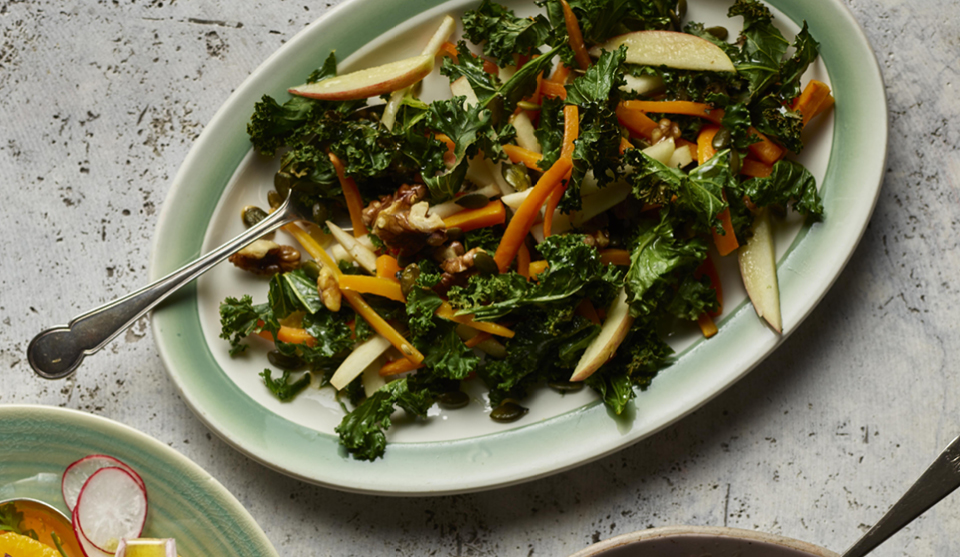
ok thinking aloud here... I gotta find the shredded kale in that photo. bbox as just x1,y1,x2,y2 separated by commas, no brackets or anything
733,159,824,218
260,369,312,402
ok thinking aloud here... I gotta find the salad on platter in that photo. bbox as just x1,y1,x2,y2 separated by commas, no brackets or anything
218,0,834,460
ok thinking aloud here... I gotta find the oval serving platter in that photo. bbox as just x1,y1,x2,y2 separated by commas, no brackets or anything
151,0,886,495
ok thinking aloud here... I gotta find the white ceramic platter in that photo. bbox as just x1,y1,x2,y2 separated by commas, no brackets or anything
151,0,886,495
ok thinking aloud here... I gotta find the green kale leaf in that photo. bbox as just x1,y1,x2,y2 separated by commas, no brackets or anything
219,295,278,356
462,1,553,66
260,369,311,402
585,322,672,413
733,159,823,218
335,378,435,460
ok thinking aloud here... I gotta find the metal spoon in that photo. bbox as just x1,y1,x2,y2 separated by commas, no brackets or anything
840,434,960,556
27,191,309,379
0,498,79,553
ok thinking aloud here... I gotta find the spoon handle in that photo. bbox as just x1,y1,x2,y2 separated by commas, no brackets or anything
27,200,299,380
841,435,960,557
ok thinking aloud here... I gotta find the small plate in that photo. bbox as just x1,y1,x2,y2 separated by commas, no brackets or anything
151,0,886,495
0,405,278,556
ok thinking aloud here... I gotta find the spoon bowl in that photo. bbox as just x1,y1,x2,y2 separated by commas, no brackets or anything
0,498,82,556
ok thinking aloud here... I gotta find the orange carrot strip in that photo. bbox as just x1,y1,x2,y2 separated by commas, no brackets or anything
328,152,368,238
620,100,724,125
616,104,659,139
560,0,591,71
619,136,634,154
436,302,516,338
695,254,723,316
740,158,773,178
528,260,549,279
712,206,739,256
598,248,631,266
503,144,543,170
442,199,506,232
677,137,697,155
517,242,531,279
697,313,718,338
811,94,835,124
257,325,316,347
746,128,784,164
541,80,568,100
494,157,573,272
338,274,406,303
439,41,459,62
376,254,402,282
379,358,424,377
791,80,832,125
697,125,720,164
549,61,571,84
343,290,422,364
526,72,544,107
432,132,456,156
575,298,601,325
464,331,493,348
483,58,499,75
561,105,579,160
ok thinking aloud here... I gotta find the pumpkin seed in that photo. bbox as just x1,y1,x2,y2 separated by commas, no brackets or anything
502,163,532,192
399,264,421,298
490,400,528,423
455,192,490,209
473,251,499,276
241,205,267,228
267,350,302,370
267,190,283,209
274,171,294,199
548,380,584,393
301,260,321,281
711,127,732,150
437,390,469,409
705,26,729,41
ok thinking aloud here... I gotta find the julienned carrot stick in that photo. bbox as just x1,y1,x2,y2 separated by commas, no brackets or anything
258,325,316,346
619,136,634,154
482,58,498,75
712,206,739,256
575,298,601,325
503,144,543,170
517,242,531,279
560,0,591,71
328,152,368,238
528,260,549,278
338,275,406,303
598,249,631,266
550,61,571,84
544,105,579,237
620,100,724,125
376,254,402,281
379,358,424,377
697,125,720,164
697,313,718,338
695,254,723,316
541,80,567,100
439,41,459,62
436,302,516,338
463,331,493,348
441,200,506,232
494,157,573,272
740,158,773,178
616,104,658,138
792,80,832,125
343,290,424,364
746,130,784,164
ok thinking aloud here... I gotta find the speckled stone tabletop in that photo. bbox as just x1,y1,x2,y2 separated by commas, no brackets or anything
2,0,958,555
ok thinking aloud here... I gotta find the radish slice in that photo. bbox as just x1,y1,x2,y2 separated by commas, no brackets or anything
73,505,113,557
62,455,146,512
76,467,148,554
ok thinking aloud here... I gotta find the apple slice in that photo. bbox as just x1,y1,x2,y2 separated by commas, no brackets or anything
510,111,541,154
289,53,434,101
570,288,634,382
620,73,664,95
326,221,378,274
591,30,736,73
450,76,480,108
330,334,392,390
738,207,782,333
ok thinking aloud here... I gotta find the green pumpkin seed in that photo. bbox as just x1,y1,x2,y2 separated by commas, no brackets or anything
446,226,464,241
516,100,541,111
301,260,321,281
548,380,584,393
729,149,741,175
490,400,528,423
705,26,729,41
502,163,532,192
274,171,294,199
437,390,470,409
473,251,498,276
312,203,329,224
456,192,490,209
711,127,732,150
267,190,283,209
399,264,421,298
241,205,268,228
267,350,302,370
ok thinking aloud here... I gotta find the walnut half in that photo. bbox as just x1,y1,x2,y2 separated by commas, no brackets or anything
229,239,301,275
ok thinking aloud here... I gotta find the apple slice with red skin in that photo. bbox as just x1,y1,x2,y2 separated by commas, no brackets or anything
590,30,736,73
289,53,434,101
738,207,782,333
570,288,634,382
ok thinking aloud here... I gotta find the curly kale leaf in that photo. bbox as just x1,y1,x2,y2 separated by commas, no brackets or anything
423,97,500,202
335,378,435,460
462,1,553,66
260,369,311,402
585,323,672,414
406,271,445,339
440,41,500,105
247,95,320,156
624,215,708,317
219,295,278,356
417,322,481,382
665,273,720,321
733,159,823,218
534,96,565,171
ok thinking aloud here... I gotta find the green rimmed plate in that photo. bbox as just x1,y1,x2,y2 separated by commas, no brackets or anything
0,405,278,555
151,0,885,495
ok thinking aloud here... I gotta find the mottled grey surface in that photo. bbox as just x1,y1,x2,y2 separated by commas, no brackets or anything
1,0,958,556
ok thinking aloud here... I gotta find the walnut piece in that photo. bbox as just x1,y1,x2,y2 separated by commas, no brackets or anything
229,239,300,275
364,184,447,254
317,265,341,312
440,247,483,275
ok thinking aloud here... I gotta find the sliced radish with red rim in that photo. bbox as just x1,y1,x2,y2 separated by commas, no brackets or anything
73,505,112,557
62,454,146,512
75,467,148,554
